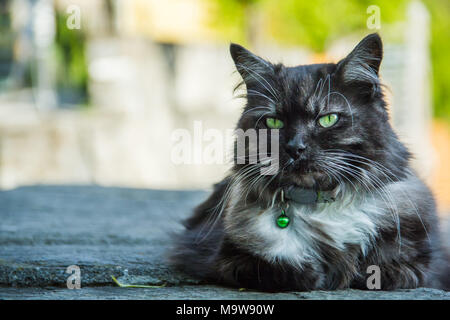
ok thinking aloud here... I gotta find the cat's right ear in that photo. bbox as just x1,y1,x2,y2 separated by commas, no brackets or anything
335,33,383,96
230,43,272,85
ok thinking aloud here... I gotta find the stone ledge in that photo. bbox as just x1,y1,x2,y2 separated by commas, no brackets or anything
0,185,448,300
0,286,448,300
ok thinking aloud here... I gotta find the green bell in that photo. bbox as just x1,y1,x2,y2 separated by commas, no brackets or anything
276,209,290,228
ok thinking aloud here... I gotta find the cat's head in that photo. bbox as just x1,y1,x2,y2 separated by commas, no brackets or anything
230,33,410,192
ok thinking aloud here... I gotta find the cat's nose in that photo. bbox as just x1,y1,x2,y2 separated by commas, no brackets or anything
285,140,307,160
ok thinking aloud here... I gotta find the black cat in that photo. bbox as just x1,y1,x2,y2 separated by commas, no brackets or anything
170,34,449,291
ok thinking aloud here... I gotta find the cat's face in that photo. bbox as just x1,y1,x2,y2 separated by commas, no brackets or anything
231,34,409,191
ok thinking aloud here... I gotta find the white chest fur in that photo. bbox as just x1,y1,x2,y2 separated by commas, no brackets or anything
232,192,383,268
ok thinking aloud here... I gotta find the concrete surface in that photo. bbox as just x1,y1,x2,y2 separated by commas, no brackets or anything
0,185,448,300
1,286,448,300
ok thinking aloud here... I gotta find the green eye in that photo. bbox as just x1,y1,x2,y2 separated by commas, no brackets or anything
266,118,284,129
318,114,339,128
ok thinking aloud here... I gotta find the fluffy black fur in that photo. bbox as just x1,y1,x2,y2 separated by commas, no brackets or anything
170,34,449,291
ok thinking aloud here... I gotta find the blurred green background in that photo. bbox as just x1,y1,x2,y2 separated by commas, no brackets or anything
1,0,448,119
0,0,449,212
211,0,449,121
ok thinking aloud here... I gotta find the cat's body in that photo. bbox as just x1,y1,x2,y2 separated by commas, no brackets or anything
170,34,449,291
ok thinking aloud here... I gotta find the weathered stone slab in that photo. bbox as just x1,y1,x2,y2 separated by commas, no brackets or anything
0,185,206,288
0,185,448,299
0,286,448,300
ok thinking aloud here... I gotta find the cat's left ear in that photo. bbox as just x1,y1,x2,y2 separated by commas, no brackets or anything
336,33,383,94
230,43,272,86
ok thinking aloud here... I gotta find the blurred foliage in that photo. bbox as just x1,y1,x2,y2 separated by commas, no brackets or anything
262,0,409,51
423,0,450,121
53,9,88,105
0,0,13,83
209,0,449,120
209,0,409,49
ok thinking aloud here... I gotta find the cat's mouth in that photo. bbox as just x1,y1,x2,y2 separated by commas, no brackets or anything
289,159,315,173
285,159,337,190
287,158,322,175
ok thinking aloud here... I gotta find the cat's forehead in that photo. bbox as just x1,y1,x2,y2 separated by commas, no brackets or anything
278,63,338,114
281,63,336,92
